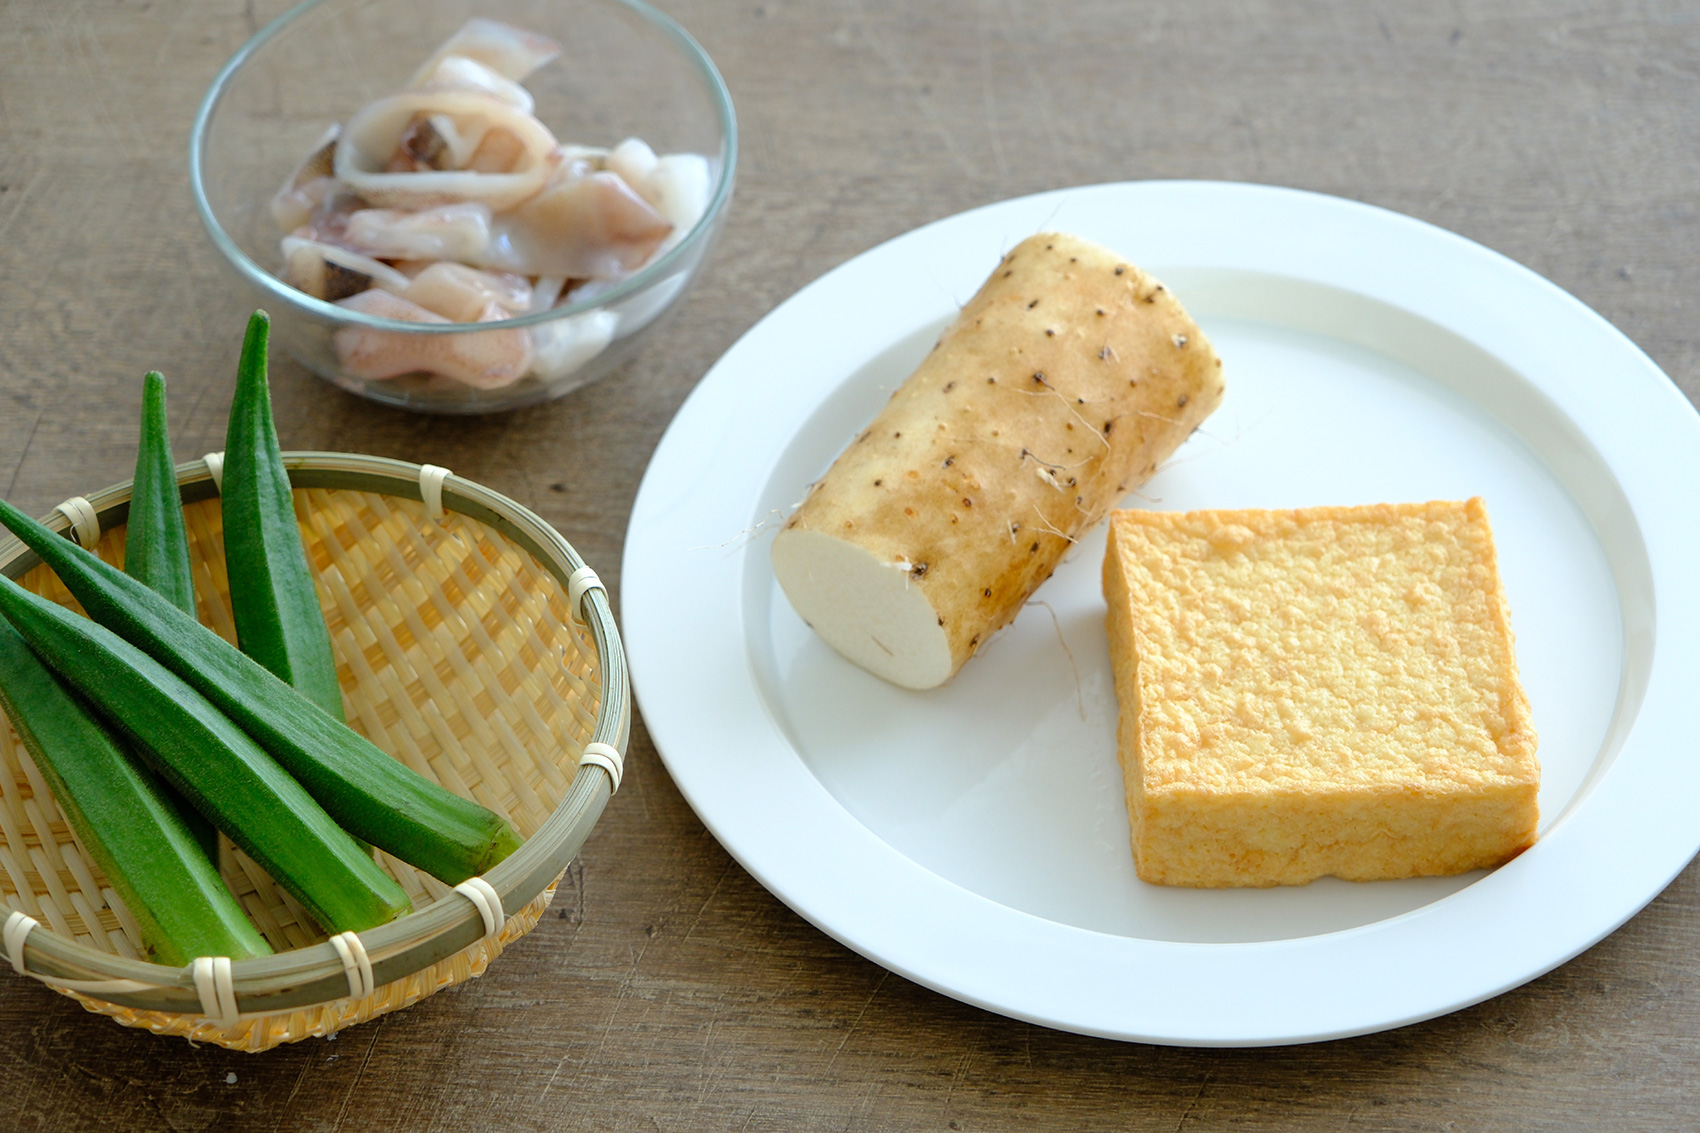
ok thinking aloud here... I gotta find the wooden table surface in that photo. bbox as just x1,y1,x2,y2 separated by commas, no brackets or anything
4,1,1699,1127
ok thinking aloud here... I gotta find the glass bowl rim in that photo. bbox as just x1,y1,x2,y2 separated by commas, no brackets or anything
188,0,738,336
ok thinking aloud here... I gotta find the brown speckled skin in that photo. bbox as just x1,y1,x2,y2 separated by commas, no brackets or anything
783,233,1224,681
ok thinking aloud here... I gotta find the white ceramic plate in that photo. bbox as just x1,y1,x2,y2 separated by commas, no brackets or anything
623,182,1700,1046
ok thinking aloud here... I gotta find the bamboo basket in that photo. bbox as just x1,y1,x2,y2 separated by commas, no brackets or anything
0,453,627,1051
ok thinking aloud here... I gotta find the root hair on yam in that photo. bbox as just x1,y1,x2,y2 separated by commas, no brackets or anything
1012,385,1114,453
701,508,792,554
1025,598,1085,719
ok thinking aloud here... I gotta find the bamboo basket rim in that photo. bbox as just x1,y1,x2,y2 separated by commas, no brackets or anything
0,451,628,1018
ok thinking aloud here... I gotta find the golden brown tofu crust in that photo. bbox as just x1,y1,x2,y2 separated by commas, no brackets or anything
1103,500,1540,887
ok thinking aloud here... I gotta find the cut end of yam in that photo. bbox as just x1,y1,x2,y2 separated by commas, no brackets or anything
771,528,953,690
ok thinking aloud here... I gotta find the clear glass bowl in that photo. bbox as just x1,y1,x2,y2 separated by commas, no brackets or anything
191,0,736,414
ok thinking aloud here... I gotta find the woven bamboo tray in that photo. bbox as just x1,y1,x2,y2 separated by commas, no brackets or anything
0,452,627,1051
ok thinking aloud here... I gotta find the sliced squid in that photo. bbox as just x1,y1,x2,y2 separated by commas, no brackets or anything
531,310,618,381
479,163,672,279
343,202,493,262
563,277,617,305
528,275,569,312
465,127,530,174
271,176,340,234
285,181,365,247
648,154,713,241
414,54,535,113
333,288,533,389
270,124,343,230
270,21,712,392
281,237,412,301
606,138,660,201
599,142,711,254
387,109,533,174
407,19,562,87
557,143,611,166
388,115,462,171
400,262,532,322
334,88,556,211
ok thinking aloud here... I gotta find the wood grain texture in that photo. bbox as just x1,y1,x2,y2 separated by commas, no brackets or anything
2,0,1698,1127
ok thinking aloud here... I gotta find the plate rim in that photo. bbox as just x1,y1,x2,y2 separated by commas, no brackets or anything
623,180,1700,1046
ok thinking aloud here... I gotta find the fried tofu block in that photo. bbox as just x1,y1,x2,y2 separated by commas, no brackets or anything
1104,500,1540,887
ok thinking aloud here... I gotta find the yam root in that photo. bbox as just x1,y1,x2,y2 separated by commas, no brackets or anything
770,232,1224,689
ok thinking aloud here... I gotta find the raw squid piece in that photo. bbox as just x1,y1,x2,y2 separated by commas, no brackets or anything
413,55,536,113
648,154,713,242
334,89,557,211
281,237,411,302
530,310,618,381
343,203,494,262
270,124,342,231
400,262,531,321
482,164,672,279
596,141,712,256
333,289,533,390
407,19,562,86
268,18,714,392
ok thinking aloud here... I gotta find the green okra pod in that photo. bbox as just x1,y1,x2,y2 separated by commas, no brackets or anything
0,615,271,964
0,497,521,885
125,370,221,865
0,576,411,934
223,312,346,721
